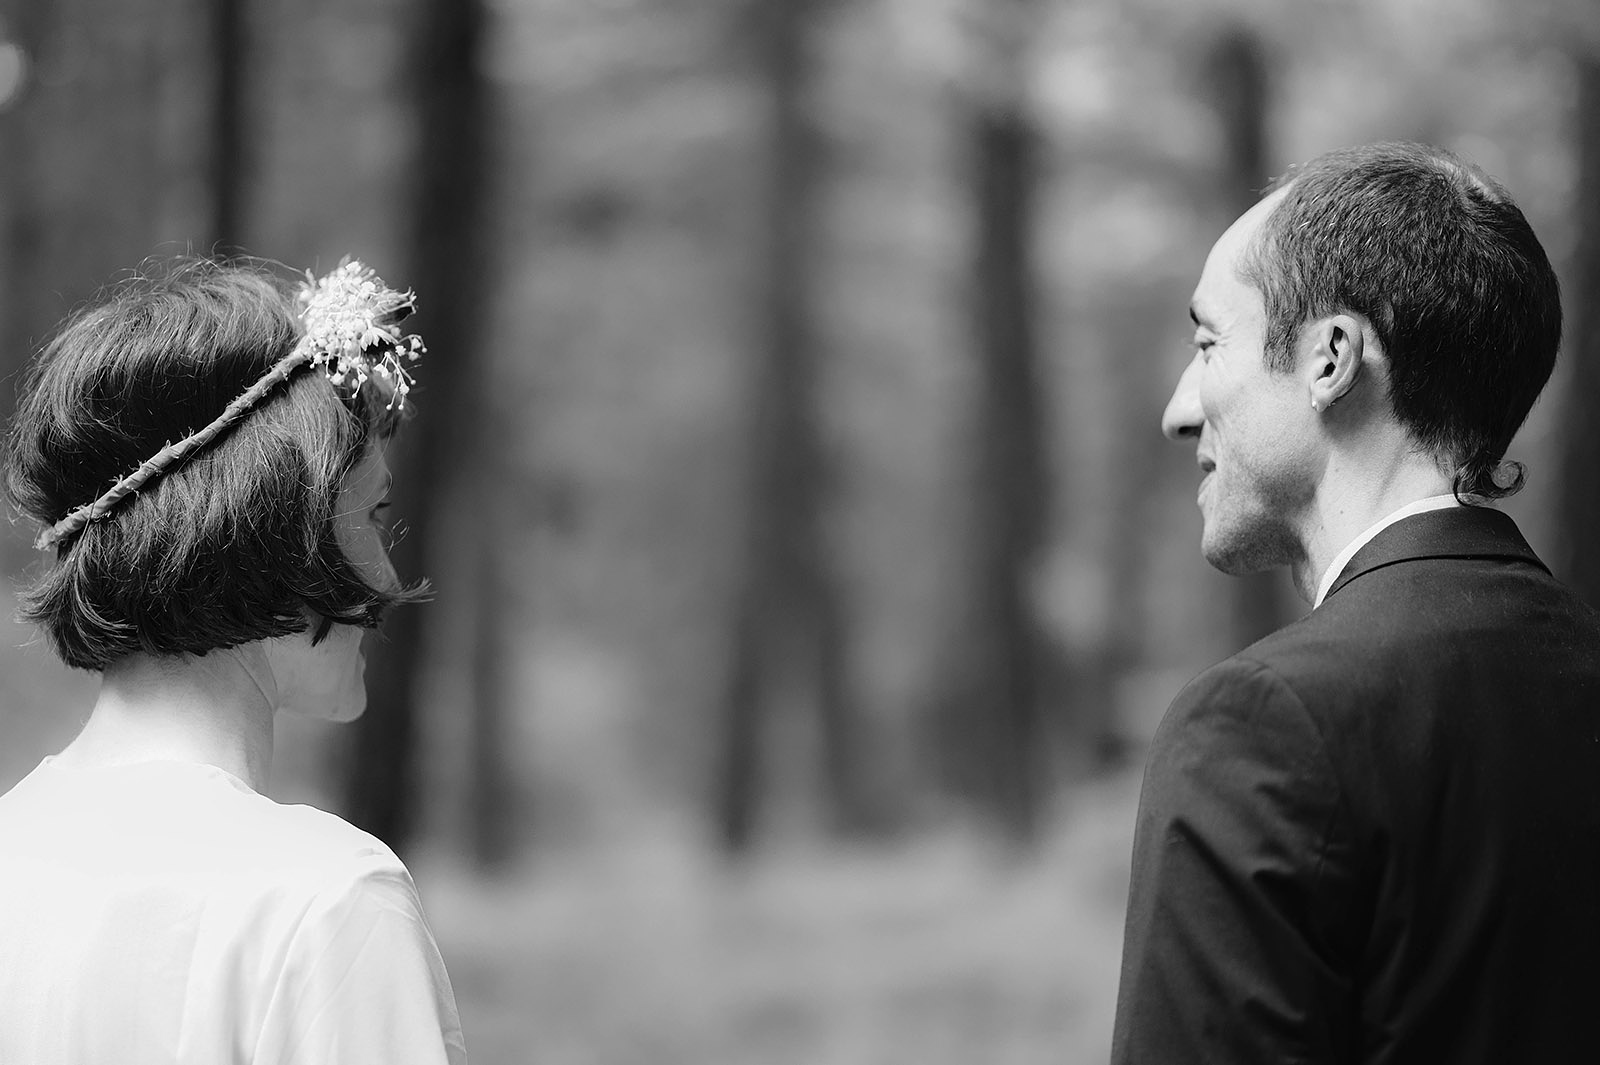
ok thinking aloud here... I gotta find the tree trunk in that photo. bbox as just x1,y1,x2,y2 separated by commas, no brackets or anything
1206,25,1293,641
713,0,871,853
714,581,766,852
1555,51,1600,605
940,92,1050,840
465,504,516,869
343,0,495,858
0,4,35,571
209,0,246,252
928,0,1052,840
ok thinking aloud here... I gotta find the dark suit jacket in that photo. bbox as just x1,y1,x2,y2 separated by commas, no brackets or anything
1111,506,1600,1064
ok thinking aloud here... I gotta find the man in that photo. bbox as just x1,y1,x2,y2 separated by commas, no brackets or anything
1112,142,1600,1064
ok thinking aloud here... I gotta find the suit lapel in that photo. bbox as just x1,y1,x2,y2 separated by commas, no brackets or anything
1324,505,1549,602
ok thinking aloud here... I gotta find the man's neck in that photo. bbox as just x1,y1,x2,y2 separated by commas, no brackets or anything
1290,458,1455,603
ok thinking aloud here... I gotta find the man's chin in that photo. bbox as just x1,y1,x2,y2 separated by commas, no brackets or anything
1205,550,1264,576
1201,528,1283,576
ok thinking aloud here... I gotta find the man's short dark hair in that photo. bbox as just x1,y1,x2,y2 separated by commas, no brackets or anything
4,259,425,671
1238,141,1562,500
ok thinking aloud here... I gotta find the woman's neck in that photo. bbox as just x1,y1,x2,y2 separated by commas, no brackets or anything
56,645,280,791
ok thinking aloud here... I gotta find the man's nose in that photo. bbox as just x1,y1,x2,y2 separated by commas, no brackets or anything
1161,354,1204,442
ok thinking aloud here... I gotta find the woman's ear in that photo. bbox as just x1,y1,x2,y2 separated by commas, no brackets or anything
1305,313,1366,413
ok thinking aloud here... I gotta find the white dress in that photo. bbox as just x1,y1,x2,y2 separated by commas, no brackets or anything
0,757,468,1064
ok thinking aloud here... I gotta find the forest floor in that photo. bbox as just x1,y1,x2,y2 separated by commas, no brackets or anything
416,770,1140,1065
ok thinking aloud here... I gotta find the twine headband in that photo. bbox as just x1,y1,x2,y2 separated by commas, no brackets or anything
33,259,425,552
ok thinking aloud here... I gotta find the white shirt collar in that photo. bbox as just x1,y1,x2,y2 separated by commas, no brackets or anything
1313,494,1462,608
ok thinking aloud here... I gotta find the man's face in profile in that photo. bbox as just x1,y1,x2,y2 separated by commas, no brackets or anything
1162,189,1318,575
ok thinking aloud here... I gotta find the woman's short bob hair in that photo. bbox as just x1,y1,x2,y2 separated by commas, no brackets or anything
4,258,425,671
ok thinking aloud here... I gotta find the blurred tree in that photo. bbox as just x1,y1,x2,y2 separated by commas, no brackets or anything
1203,23,1294,645
1555,49,1600,607
714,0,877,853
0,0,37,571
209,0,247,252
463,502,516,868
928,0,1051,841
344,0,504,864
0,0,47,442
0,0,168,566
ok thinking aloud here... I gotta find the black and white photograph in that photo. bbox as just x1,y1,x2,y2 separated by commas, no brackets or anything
0,1,1596,1062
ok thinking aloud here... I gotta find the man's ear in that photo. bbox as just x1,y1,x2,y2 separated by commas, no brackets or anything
1305,313,1366,413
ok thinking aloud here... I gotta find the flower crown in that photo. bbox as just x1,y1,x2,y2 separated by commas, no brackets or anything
33,258,425,551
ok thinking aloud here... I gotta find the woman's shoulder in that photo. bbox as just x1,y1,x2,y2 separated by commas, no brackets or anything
1,757,412,896
177,766,415,897
247,795,410,887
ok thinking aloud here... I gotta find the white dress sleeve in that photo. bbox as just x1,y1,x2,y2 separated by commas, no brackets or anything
250,856,467,1065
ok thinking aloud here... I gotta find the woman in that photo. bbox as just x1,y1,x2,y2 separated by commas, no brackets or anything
0,259,467,1064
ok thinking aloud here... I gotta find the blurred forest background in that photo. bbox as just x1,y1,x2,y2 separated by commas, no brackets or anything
3,0,1600,1061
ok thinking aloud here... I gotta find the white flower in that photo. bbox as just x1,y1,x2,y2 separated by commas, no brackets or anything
293,258,423,410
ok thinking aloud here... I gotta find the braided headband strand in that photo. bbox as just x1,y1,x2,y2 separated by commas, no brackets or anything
33,349,315,550
33,260,424,552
